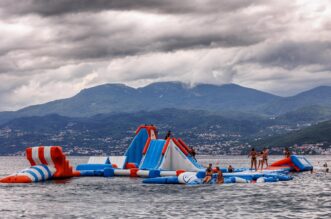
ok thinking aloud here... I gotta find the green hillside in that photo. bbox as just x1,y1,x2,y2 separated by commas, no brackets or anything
256,120,331,147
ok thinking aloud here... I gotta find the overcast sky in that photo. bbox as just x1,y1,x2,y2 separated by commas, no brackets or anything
1,0,331,111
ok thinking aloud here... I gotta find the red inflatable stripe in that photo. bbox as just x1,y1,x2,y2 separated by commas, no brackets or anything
130,168,139,177
162,138,171,155
142,138,151,155
38,147,48,165
270,157,300,172
26,148,36,166
270,157,291,167
172,138,189,156
177,138,192,153
176,169,185,176
125,163,137,169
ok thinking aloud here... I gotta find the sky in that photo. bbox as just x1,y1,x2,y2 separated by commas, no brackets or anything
1,0,331,111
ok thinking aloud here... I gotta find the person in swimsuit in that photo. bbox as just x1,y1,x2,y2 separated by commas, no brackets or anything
227,165,234,173
203,163,213,184
215,167,224,184
263,148,269,168
257,151,264,170
284,147,291,158
248,148,258,171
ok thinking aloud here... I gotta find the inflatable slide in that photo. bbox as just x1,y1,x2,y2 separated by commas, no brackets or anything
0,124,314,185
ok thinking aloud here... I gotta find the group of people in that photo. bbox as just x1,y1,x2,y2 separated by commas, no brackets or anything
249,147,292,171
248,147,269,171
203,163,223,184
201,146,297,184
202,163,234,184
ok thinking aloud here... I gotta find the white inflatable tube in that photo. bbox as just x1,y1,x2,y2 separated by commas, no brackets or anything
114,169,131,176
137,170,150,177
160,171,177,176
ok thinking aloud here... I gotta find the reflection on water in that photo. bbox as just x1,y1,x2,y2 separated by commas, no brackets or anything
0,156,330,218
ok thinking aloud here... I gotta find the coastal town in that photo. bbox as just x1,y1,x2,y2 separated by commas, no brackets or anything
1,125,330,156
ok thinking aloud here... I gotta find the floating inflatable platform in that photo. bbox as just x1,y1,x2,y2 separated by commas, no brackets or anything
0,146,79,183
143,169,294,185
0,125,313,185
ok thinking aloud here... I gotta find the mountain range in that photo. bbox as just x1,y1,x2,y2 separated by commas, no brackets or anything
1,82,331,125
1,81,331,155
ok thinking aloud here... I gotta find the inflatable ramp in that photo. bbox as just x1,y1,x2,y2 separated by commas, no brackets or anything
0,146,79,183
270,155,313,172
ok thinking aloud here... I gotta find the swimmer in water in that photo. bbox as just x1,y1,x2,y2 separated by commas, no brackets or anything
323,162,329,173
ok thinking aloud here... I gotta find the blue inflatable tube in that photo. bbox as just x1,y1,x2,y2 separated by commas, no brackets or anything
79,170,105,176
143,176,179,184
76,164,113,171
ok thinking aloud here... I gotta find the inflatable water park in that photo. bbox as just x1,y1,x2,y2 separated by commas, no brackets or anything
0,125,313,185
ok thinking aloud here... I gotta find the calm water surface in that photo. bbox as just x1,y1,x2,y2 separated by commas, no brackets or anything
0,155,330,219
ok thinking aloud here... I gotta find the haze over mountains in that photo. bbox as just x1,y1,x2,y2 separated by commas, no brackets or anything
1,82,331,155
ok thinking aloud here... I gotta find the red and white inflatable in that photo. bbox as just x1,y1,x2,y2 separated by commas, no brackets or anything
0,146,79,183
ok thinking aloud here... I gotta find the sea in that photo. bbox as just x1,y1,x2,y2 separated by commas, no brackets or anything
0,155,330,219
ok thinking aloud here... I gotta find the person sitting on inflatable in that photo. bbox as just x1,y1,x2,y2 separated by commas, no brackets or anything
215,167,224,184
203,163,213,184
228,165,234,173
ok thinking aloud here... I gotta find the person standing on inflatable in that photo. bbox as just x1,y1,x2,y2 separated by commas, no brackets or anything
248,148,258,171
263,148,269,167
164,130,172,140
284,147,291,158
257,151,264,170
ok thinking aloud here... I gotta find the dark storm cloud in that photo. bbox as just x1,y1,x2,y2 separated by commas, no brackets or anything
243,41,331,70
1,0,263,16
1,4,268,67
0,0,331,110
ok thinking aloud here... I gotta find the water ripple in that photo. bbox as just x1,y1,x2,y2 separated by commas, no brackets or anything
0,156,330,218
